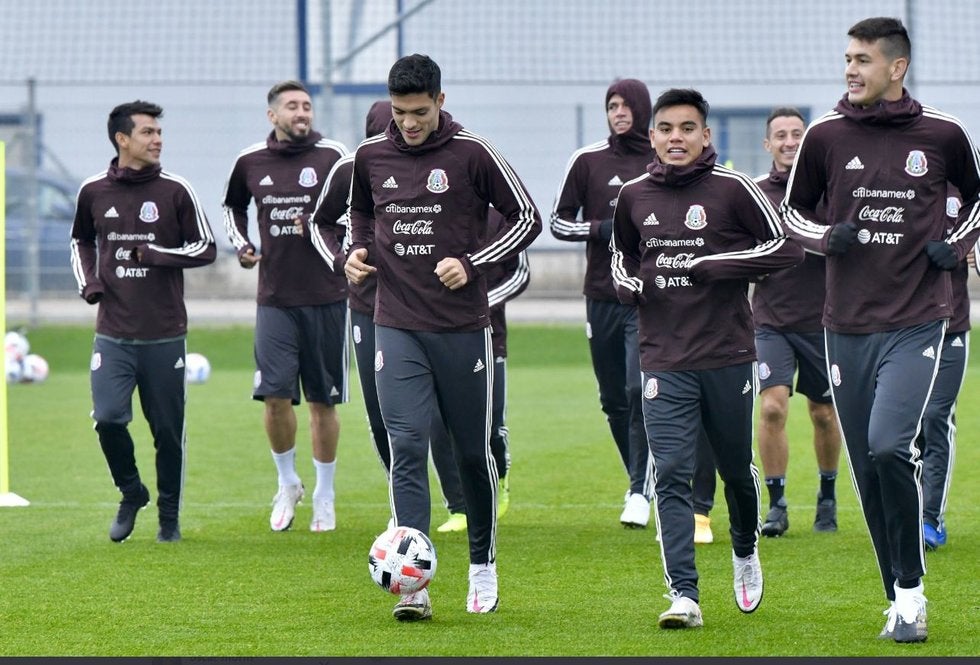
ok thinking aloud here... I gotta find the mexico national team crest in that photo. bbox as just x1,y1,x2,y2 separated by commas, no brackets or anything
643,377,659,399
426,169,449,193
684,204,707,230
139,201,159,223
904,150,928,177
299,167,318,188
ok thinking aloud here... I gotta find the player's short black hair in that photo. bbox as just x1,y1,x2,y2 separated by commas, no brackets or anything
766,107,805,136
848,16,911,62
388,54,441,100
653,88,709,125
267,80,310,107
107,100,163,152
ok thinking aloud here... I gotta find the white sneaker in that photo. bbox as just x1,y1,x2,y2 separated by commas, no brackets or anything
393,588,432,621
270,483,304,531
658,594,703,629
620,491,650,528
310,496,335,532
466,562,499,613
886,583,927,643
732,548,764,613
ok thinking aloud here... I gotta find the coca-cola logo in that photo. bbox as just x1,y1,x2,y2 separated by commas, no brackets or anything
115,248,133,261
392,219,434,235
858,205,905,223
269,206,305,221
655,252,694,269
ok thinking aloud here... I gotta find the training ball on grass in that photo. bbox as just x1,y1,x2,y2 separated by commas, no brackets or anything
369,526,437,595
4,331,29,362
5,356,24,384
20,354,49,383
185,352,211,384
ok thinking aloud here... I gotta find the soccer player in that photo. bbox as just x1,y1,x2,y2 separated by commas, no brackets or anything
70,100,216,543
550,79,655,528
752,107,841,537
430,206,530,533
222,81,349,533
345,54,541,621
311,100,392,477
915,187,972,551
782,17,980,643
611,88,803,629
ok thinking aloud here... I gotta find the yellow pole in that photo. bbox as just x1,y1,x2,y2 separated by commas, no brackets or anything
0,140,31,507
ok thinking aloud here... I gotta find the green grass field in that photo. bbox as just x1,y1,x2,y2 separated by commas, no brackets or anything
1,323,978,657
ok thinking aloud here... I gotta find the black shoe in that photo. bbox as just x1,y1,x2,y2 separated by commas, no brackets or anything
761,504,789,537
109,483,150,542
157,522,182,543
813,495,838,532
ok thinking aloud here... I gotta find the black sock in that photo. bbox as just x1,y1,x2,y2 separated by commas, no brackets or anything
765,477,786,507
897,577,921,590
819,471,837,501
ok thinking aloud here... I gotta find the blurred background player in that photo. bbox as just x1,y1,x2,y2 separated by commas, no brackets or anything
71,100,216,543
753,107,841,537
550,79,655,528
915,187,971,551
611,88,802,629
345,54,541,621
431,206,530,533
782,17,980,642
222,81,349,533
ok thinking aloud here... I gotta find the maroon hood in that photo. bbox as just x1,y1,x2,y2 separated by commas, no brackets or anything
834,88,922,127
386,109,463,155
646,144,718,187
606,78,653,155
366,100,392,137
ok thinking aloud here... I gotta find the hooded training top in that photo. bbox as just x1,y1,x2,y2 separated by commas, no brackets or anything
70,160,216,340
751,166,826,332
610,146,804,372
348,110,541,333
550,79,655,301
781,91,980,334
222,130,348,308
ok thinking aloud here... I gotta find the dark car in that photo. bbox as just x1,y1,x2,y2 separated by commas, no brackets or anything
4,167,79,293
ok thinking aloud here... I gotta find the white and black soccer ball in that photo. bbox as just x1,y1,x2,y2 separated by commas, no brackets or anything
185,352,211,384
20,354,49,383
5,355,24,384
4,331,30,362
368,526,437,595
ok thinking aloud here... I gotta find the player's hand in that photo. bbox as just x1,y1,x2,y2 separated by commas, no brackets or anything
292,215,305,236
924,240,959,270
826,222,858,256
239,248,261,269
435,257,468,290
597,219,613,244
967,248,977,269
345,248,376,285
84,290,103,305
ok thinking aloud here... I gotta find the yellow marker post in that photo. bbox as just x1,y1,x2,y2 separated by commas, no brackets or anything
0,140,31,507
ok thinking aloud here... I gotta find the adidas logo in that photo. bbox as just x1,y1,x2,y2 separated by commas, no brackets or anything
259,175,274,186
952,336,964,348
608,175,623,186
330,386,340,397
105,206,119,218
922,346,936,359
644,213,659,226
174,358,185,369
473,359,485,373
742,380,752,395
845,156,864,170
382,176,398,189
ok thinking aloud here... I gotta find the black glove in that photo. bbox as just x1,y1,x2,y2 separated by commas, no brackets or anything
597,219,613,244
826,222,858,256
84,291,103,305
925,240,959,270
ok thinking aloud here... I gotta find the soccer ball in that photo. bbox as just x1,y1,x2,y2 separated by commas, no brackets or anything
368,526,437,595
20,354,49,383
185,352,211,384
4,331,29,362
5,355,23,384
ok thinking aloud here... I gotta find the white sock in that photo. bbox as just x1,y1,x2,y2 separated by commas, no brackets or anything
312,459,336,502
271,448,302,487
